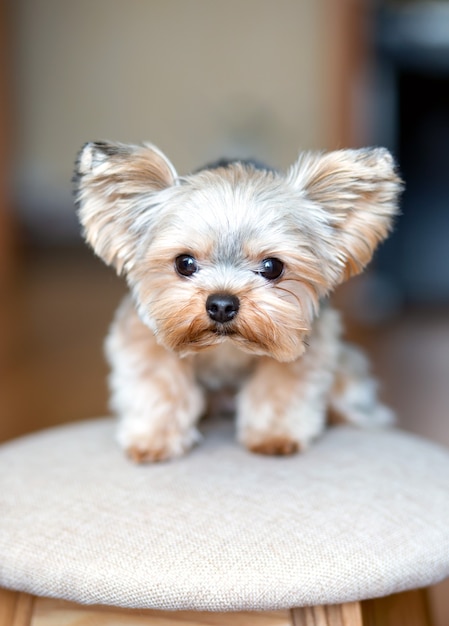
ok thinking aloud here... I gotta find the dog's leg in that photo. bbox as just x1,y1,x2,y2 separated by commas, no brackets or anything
328,343,395,428
106,297,205,462
236,308,341,454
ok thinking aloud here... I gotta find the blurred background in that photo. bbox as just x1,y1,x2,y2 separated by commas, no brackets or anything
0,0,448,621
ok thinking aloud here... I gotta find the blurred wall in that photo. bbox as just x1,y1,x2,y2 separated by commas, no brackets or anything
11,0,334,241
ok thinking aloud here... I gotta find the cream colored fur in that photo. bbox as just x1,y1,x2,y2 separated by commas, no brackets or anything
75,141,402,461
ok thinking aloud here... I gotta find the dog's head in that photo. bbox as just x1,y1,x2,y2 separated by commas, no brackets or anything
74,141,402,361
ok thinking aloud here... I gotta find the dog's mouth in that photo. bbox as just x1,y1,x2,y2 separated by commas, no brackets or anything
176,324,238,349
173,324,238,356
174,321,302,361
211,325,236,337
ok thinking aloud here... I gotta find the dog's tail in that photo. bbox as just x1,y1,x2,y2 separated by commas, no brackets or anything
328,343,395,428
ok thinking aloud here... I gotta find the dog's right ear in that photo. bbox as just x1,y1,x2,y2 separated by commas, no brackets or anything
74,141,177,274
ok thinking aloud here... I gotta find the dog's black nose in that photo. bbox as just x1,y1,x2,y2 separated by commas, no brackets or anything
206,293,240,323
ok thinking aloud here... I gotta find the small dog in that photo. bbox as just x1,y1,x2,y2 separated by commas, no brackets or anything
74,141,402,462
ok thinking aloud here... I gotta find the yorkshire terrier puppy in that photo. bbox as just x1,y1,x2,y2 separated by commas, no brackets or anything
74,141,402,462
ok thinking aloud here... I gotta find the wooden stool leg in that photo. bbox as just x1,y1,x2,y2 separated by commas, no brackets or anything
361,589,433,626
292,601,363,625
292,590,433,626
0,589,34,626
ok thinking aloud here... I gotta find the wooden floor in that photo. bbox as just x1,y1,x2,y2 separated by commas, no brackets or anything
1,245,448,625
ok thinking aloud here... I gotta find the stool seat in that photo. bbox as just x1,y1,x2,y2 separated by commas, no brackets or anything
0,418,449,612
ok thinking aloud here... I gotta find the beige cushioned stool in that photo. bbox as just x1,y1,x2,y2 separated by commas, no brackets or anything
1,417,449,625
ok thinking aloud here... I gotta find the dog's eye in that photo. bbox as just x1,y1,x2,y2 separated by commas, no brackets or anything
259,258,284,280
175,254,198,277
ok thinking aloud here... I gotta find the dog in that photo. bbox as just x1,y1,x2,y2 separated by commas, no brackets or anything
74,141,402,462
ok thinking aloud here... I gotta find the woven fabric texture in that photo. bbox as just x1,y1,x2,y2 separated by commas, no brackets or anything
1,417,449,611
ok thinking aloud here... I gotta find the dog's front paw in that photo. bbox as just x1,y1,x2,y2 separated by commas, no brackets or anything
239,429,303,456
117,419,201,463
245,435,301,456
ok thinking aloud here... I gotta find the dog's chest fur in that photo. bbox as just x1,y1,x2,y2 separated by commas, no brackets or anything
194,342,255,391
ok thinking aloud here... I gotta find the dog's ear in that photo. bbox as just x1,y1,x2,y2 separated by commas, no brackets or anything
74,141,177,274
287,147,402,283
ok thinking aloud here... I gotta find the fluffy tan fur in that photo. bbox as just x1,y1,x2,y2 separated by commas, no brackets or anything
75,141,402,462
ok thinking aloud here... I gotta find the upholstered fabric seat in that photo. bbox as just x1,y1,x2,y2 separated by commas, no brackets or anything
1,417,449,624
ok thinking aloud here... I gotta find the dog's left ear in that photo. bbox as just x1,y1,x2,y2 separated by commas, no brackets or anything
287,147,402,282
74,141,177,274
